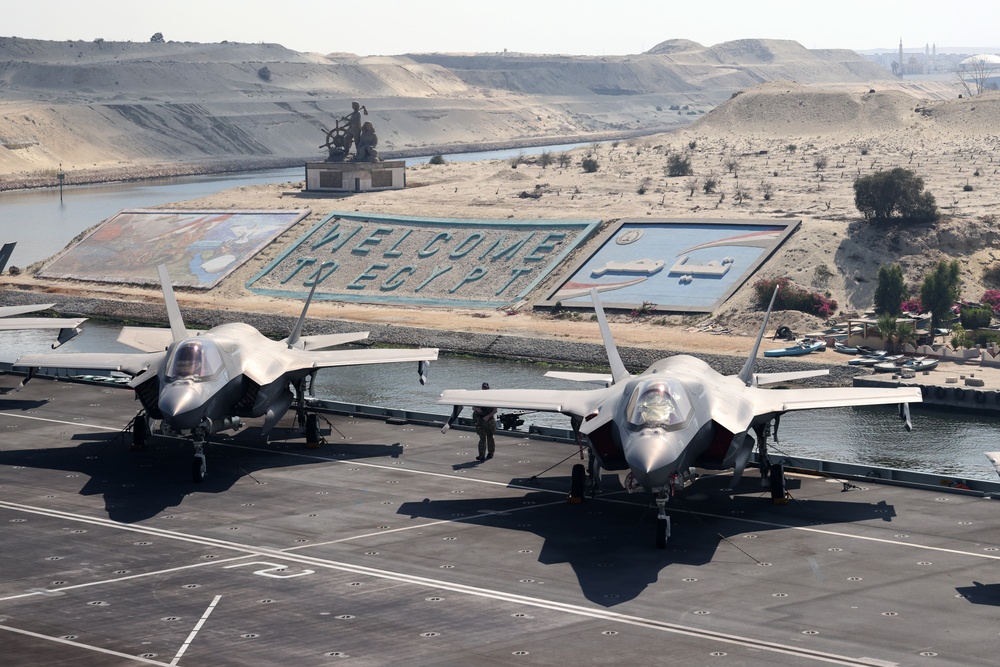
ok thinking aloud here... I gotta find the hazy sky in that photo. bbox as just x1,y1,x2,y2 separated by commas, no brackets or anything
3,0,998,56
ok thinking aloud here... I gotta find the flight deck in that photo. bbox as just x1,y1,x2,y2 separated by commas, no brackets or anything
2,374,1000,666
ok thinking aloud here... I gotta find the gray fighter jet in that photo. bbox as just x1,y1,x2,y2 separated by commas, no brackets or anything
15,265,438,482
439,288,921,547
1,243,86,347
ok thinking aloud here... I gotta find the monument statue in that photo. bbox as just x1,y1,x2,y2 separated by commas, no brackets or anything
356,121,379,162
320,101,381,162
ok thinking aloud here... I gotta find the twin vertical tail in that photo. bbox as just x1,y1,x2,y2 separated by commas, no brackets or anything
286,280,321,349
157,264,188,343
738,286,780,387
589,288,630,385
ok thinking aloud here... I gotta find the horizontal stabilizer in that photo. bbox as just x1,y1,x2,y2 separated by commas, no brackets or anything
0,304,56,318
754,369,829,386
0,317,87,332
118,326,199,352
283,331,370,351
544,370,613,386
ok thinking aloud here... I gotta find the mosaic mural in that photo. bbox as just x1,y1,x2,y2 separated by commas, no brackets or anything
248,212,600,308
40,209,310,288
539,218,800,313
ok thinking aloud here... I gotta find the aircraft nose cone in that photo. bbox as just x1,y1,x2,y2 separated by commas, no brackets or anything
623,432,685,489
159,382,207,431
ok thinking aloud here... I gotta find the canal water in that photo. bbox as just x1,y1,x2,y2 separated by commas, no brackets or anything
0,142,594,267
2,322,999,482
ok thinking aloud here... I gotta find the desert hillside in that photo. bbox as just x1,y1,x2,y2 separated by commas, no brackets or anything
0,35,946,188
7,80,999,358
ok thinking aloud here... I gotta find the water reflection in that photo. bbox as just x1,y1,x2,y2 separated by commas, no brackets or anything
0,142,596,266
3,321,999,481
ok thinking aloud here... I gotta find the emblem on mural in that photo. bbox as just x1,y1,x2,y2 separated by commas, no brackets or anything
541,218,799,313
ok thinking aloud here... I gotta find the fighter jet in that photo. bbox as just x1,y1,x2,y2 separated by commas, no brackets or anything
1,242,86,347
15,264,438,482
439,288,921,548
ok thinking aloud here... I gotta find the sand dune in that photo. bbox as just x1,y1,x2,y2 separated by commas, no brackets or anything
0,36,907,184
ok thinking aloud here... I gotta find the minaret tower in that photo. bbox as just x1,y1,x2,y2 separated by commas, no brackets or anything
899,38,904,77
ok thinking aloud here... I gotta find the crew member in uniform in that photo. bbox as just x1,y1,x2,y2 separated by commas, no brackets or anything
473,382,497,461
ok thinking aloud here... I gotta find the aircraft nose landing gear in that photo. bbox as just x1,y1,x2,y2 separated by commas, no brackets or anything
192,426,209,483
655,491,671,549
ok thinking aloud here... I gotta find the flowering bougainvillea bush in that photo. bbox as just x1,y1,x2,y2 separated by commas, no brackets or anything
981,290,1000,315
752,277,838,319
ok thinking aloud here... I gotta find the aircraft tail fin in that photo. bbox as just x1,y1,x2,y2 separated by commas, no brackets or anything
590,288,630,384
738,286,780,387
157,264,187,343
0,242,14,274
286,280,321,349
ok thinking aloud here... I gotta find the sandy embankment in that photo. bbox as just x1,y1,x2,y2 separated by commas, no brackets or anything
7,83,1000,377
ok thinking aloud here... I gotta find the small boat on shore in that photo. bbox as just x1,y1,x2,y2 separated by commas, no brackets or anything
764,338,827,357
848,351,891,366
873,356,939,373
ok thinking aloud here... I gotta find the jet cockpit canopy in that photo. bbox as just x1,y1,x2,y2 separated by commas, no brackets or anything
624,378,693,430
165,339,224,381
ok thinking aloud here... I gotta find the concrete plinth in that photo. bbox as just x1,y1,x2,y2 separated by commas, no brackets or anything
304,160,405,192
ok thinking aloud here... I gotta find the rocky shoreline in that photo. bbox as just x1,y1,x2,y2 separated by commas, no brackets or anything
0,289,862,386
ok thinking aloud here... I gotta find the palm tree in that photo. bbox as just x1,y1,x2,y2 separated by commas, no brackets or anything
876,313,916,353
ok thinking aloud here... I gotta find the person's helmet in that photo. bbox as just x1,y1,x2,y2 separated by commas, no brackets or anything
482,382,490,390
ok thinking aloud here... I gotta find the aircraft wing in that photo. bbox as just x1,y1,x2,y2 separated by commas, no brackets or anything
241,346,439,386
750,386,922,415
302,347,438,369
0,317,87,331
438,387,602,418
13,351,165,377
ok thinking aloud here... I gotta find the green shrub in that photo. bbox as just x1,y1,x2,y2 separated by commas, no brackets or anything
853,167,939,224
960,305,993,330
428,154,446,165
666,153,693,177
581,158,599,173
257,66,271,82
974,330,1000,347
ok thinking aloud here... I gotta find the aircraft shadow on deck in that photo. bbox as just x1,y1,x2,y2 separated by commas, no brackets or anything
0,421,403,523
956,582,1000,607
398,472,897,606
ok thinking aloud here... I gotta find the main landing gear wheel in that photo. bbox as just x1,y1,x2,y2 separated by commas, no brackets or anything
192,455,206,483
306,413,321,449
656,518,669,550
130,414,148,451
568,463,586,503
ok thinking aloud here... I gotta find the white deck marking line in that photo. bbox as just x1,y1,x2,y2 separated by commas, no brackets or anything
0,622,170,666
170,594,222,666
0,499,944,666
0,555,253,602
0,411,122,430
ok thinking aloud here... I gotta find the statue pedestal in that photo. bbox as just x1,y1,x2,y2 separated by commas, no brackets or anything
304,161,406,193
